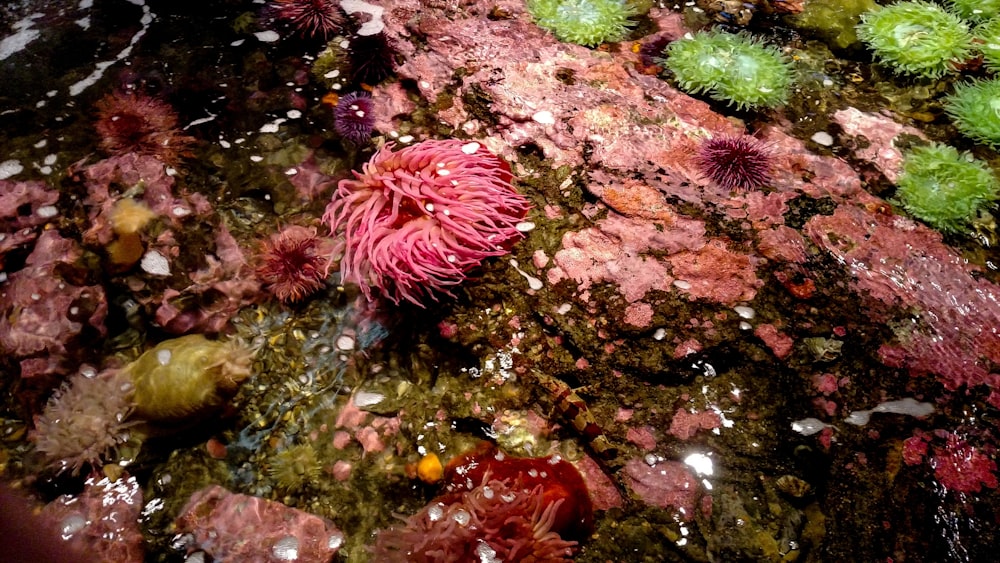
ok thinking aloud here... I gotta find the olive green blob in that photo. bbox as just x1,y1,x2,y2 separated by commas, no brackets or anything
785,0,877,50
126,334,254,422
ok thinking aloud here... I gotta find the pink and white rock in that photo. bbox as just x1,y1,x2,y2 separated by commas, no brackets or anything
175,485,344,562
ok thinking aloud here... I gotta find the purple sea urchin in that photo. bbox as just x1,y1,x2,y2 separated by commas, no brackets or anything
271,0,345,40
696,134,773,191
349,33,397,86
333,91,375,145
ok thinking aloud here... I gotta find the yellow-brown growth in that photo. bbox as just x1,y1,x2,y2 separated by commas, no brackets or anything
126,334,253,422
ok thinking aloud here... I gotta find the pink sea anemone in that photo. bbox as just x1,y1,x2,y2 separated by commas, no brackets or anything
94,91,195,166
323,139,530,306
372,478,577,562
695,134,773,191
255,225,334,303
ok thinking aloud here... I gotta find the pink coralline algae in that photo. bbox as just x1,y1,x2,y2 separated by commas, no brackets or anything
32,368,135,475
753,323,795,360
807,205,1000,392
901,430,998,493
624,458,702,520
546,212,705,303
255,225,334,303
94,91,195,166
323,139,530,306
372,478,578,562
668,408,722,440
0,179,59,266
931,433,998,494
152,226,262,334
40,474,145,563
175,485,344,562
73,153,256,334
668,240,760,304
78,153,212,248
0,230,107,378
832,107,927,184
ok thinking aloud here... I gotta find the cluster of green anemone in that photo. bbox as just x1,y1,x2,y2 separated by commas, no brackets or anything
856,0,1000,79
526,0,639,47
851,1,1000,235
660,30,794,111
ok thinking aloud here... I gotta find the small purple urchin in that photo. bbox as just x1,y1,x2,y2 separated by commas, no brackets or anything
696,134,773,191
322,139,530,306
271,0,345,40
333,92,375,145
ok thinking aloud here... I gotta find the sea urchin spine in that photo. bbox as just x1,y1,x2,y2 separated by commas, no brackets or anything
333,91,375,145
256,225,333,303
271,0,345,40
695,134,774,191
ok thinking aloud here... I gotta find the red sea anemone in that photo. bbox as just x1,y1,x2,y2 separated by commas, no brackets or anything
255,225,334,303
371,478,578,562
94,91,195,166
322,139,530,306
695,134,773,191
333,91,375,145
271,0,345,40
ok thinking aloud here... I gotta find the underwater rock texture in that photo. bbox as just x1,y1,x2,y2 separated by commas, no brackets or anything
40,474,145,563
175,485,343,562
0,230,107,378
373,0,1000,559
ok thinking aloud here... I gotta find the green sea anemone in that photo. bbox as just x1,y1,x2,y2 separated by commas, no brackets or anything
974,18,1000,72
662,30,793,110
944,78,1000,149
268,444,323,494
946,0,1000,22
527,0,637,47
856,1,972,79
895,144,1000,233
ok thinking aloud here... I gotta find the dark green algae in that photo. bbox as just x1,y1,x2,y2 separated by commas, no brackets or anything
1,1,1000,562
